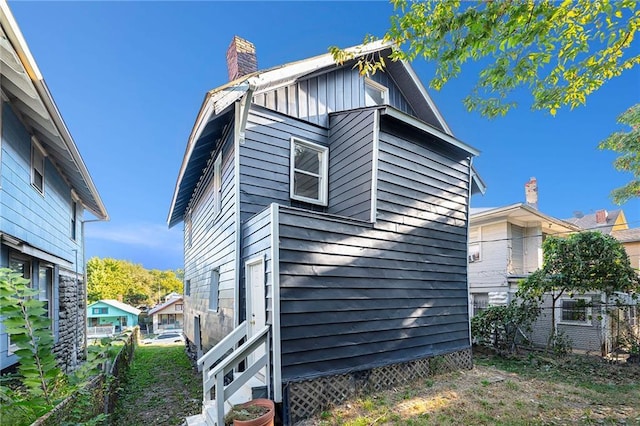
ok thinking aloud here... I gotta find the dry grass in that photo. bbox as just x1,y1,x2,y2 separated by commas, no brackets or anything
299,352,640,425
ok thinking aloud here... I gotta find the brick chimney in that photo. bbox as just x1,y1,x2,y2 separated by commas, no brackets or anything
226,36,257,81
525,177,538,209
595,209,608,224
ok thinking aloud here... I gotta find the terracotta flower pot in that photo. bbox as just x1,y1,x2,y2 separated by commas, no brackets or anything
231,398,275,426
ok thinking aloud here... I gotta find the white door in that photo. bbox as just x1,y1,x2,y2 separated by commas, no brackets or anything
246,257,266,378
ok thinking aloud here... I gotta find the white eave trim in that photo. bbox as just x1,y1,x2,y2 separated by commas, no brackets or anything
401,59,453,135
381,107,480,157
1,2,108,221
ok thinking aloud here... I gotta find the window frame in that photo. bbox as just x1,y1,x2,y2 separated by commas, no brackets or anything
209,268,220,312
468,242,481,263
92,307,108,315
289,137,329,206
364,78,389,107
559,297,592,326
31,137,46,195
184,279,191,296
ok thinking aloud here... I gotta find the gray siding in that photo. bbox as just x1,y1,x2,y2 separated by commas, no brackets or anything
327,110,375,221
277,114,472,382
240,207,273,325
183,129,236,351
239,106,328,223
252,67,415,128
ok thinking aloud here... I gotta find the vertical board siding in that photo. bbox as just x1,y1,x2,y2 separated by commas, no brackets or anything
239,106,328,223
252,67,415,128
240,207,273,325
327,110,375,220
0,105,82,268
277,208,470,382
183,130,236,351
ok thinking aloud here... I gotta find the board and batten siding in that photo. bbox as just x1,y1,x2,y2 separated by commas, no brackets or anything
239,106,328,223
327,109,375,221
252,67,415,129
277,116,473,382
0,104,83,269
183,129,236,350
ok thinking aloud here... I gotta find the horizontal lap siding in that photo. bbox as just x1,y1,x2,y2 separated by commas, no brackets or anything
252,67,415,128
1,104,82,268
184,131,236,351
240,107,328,222
328,110,374,220
278,206,470,382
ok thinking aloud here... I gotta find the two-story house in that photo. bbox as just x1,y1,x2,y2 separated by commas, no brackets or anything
469,192,638,355
1,2,108,371
169,37,484,425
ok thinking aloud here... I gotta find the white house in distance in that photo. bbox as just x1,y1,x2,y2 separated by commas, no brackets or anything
468,179,579,315
148,293,183,333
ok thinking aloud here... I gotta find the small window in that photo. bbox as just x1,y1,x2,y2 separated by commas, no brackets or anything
92,307,108,315
290,138,329,206
175,304,183,311
561,298,591,324
39,265,54,320
364,78,388,106
31,139,45,194
472,293,489,317
209,269,219,311
184,279,191,296
468,242,481,263
185,210,192,249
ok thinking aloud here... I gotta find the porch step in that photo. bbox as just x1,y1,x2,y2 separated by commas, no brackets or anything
185,413,207,426
194,375,266,426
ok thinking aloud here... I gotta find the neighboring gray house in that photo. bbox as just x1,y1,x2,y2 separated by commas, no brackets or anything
0,2,108,371
169,37,484,425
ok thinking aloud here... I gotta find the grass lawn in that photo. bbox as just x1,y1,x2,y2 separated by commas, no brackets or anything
301,351,640,425
111,344,201,426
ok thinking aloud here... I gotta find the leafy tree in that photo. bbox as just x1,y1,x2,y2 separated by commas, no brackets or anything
520,231,639,349
471,295,540,354
598,103,640,204
87,257,183,306
354,0,639,117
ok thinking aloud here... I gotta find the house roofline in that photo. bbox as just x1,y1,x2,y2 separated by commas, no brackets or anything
470,203,581,232
0,2,108,220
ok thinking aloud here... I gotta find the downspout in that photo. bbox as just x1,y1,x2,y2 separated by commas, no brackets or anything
233,81,256,327
81,218,104,359
466,156,474,346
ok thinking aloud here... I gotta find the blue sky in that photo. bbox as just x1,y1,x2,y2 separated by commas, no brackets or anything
9,1,639,271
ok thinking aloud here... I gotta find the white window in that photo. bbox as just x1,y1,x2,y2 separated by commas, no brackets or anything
472,293,489,317
39,265,54,320
209,269,219,312
468,242,481,263
31,138,45,194
560,298,591,325
364,78,389,107
290,138,329,206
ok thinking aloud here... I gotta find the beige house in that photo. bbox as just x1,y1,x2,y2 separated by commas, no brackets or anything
148,294,184,333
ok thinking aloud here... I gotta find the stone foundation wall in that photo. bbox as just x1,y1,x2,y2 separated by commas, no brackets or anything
285,348,473,424
54,271,85,372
